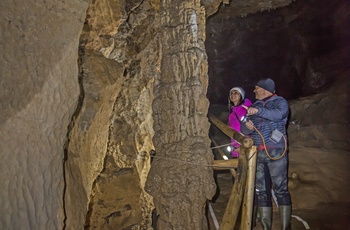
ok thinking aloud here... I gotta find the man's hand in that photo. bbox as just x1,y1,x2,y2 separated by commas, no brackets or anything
245,120,255,130
242,105,259,116
242,105,257,130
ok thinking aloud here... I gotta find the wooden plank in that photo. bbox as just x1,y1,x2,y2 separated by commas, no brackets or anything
240,146,257,230
212,159,238,170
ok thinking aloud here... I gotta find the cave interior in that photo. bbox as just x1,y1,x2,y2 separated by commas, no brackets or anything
0,0,349,229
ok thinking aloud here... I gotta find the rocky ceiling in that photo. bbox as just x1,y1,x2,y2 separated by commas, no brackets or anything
202,0,293,17
205,0,349,104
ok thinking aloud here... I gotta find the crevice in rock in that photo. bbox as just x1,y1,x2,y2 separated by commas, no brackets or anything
62,33,89,230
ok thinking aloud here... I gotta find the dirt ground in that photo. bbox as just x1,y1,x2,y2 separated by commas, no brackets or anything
208,170,350,230
206,142,350,230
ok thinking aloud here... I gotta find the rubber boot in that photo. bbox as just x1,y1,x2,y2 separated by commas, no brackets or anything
258,207,272,230
279,205,291,230
252,205,261,228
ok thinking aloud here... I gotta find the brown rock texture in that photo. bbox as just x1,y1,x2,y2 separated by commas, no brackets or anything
0,0,89,229
65,0,159,229
144,0,217,228
3,0,347,229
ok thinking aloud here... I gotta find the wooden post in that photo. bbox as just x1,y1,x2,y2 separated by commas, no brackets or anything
240,146,257,230
219,150,248,230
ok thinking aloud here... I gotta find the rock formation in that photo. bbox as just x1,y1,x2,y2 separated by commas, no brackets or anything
0,0,348,229
0,0,89,228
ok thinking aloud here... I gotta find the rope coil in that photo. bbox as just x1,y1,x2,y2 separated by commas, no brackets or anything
253,126,287,160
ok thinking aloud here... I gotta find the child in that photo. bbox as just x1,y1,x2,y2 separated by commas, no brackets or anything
227,87,252,157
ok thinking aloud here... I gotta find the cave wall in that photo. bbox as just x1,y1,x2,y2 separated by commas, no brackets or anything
67,0,218,228
65,0,159,228
206,0,349,104
0,0,222,228
287,75,350,209
3,0,345,229
0,0,89,228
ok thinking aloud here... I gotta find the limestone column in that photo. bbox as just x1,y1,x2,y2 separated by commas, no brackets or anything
146,0,216,229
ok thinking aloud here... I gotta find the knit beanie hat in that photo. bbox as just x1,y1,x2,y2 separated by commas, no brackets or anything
229,87,245,99
256,78,275,93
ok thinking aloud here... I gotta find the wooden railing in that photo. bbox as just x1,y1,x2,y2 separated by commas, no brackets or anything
208,113,257,230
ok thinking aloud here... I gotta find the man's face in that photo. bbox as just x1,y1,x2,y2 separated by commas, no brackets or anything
254,86,266,100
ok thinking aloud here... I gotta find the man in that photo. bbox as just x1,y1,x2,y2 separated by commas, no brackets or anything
241,78,292,230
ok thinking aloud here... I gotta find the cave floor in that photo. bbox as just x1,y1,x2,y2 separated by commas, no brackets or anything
208,171,350,230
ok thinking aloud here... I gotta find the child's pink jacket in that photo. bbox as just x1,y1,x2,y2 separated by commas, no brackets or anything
228,99,252,157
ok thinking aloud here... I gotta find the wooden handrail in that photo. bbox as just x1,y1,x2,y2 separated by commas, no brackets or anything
209,113,257,230
208,113,253,149
212,159,238,170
